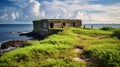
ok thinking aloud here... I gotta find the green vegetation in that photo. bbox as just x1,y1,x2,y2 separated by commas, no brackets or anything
40,59,86,67
112,28,120,39
0,28,86,67
48,28,63,34
0,27,120,67
85,44,120,67
73,28,112,36
74,28,120,67
100,26,114,31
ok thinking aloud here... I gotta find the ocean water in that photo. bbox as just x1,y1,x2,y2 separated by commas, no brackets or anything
0,24,33,44
82,24,120,28
0,24,120,44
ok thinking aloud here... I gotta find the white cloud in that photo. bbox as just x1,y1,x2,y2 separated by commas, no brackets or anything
41,11,45,18
42,0,120,22
29,0,34,3
59,7,72,19
3,0,44,21
75,11,90,21
89,14,112,21
11,12,16,20
24,0,41,17
22,0,46,20
16,12,19,18
0,14,8,20
0,0,120,24
56,14,60,19
10,12,19,20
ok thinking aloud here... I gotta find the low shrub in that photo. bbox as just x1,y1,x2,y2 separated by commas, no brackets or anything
112,28,120,39
100,26,114,31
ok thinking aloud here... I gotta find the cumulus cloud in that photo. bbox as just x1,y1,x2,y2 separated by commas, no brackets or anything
0,0,44,21
24,0,41,19
10,12,19,20
56,14,60,19
0,14,8,20
42,11,46,18
42,0,120,22
0,0,120,23
59,7,72,19
75,11,90,21
11,12,16,20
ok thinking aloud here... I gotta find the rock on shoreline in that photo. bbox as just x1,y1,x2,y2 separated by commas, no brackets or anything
0,40,26,56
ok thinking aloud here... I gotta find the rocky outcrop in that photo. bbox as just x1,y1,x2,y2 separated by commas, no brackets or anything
0,40,26,56
20,30,48,39
0,40,26,49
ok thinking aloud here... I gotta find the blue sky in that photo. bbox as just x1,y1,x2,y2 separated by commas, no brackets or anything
0,0,120,24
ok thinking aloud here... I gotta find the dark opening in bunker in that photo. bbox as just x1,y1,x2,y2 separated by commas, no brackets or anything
63,23,66,26
73,22,75,27
50,23,54,28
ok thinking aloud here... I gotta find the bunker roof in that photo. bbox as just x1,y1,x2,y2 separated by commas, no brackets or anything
33,19,82,23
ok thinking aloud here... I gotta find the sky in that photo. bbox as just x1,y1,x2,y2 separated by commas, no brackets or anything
0,0,120,24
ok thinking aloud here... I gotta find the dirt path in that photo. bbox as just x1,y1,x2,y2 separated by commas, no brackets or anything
93,35,110,39
72,46,93,66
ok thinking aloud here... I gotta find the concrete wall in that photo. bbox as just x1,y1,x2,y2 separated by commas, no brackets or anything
74,22,82,27
33,21,48,31
53,23,61,28
33,19,82,30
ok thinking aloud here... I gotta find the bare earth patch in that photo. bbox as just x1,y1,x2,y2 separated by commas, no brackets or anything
72,57,86,63
72,46,94,66
94,35,110,39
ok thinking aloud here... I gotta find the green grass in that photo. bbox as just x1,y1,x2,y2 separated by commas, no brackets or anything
73,28,112,36
100,26,114,31
73,28,120,67
0,27,120,67
0,28,86,67
85,43,120,67
40,58,86,67
112,28,120,39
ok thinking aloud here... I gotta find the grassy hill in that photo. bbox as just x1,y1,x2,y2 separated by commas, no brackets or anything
0,27,120,67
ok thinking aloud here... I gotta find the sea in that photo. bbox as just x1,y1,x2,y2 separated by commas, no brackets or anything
0,24,33,44
0,24,120,44
82,24,120,28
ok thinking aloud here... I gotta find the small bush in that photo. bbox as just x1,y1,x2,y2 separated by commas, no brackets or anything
14,54,29,62
100,26,114,31
112,28,120,39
